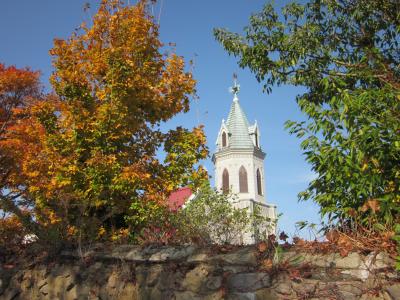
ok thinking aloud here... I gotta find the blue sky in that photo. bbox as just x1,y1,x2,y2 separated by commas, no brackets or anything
0,0,321,237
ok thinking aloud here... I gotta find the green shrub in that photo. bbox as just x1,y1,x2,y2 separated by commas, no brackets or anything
131,184,276,245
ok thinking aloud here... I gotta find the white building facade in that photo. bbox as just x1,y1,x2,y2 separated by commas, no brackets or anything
212,83,277,244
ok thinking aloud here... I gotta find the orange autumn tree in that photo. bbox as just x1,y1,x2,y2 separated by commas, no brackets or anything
0,63,41,186
3,0,208,244
0,63,43,236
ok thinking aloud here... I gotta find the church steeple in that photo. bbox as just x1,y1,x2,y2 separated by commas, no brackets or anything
213,78,266,203
212,76,277,244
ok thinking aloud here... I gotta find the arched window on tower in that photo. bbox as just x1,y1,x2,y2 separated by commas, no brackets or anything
239,166,248,193
222,169,229,194
256,169,262,195
255,131,259,148
222,132,227,147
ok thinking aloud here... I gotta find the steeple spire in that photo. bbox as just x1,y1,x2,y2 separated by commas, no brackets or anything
224,74,255,149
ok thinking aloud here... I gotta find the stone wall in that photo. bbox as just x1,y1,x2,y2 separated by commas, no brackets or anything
0,245,399,299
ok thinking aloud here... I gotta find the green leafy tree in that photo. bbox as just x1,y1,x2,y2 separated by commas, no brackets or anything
214,0,399,229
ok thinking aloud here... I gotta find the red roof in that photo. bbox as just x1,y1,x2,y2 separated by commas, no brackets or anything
167,187,192,211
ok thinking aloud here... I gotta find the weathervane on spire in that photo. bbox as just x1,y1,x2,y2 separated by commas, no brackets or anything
229,73,240,99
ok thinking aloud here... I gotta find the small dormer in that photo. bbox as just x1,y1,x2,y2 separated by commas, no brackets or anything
248,121,260,149
216,119,229,150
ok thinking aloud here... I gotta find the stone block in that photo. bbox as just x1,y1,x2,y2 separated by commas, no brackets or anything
341,268,371,281
274,281,292,295
146,265,163,287
40,283,49,296
335,281,363,296
107,271,119,288
206,276,223,290
89,262,103,271
292,280,317,295
312,254,339,268
227,273,271,292
108,245,145,261
255,288,280,300
187,252,209,263
149,247,176,262
169,245,196,260
227,292,255,300
142,245,166,256
38,278,48,289
334,252,363,269
1,288,20,300
360,292,389,300
338,290,359,300
65,283,92,300
282,252,339,268
114,245,141,253
211,248,257,266
364,252,395,270
148,245,195,262
44,274,76,298
280,251,305,265
382,291,394,300
20,278,33,291
174,291,202,300
222,265,250,274
135,266,147,287
385,284,400,300
181,264,214,293
124,248,146,261
157,268,184,291
175,290,223,300
115,282,138,300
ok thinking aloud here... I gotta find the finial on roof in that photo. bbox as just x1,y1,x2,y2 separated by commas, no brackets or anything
229,73,240,102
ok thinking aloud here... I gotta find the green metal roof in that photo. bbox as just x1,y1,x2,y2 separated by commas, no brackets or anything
225,96,255,149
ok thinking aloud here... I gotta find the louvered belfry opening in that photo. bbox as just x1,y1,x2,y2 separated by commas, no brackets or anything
239,166,248,193
256,169,262,195
222,168,229,193
222,132,227,147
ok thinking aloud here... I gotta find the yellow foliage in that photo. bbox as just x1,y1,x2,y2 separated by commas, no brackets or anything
1,0,208,244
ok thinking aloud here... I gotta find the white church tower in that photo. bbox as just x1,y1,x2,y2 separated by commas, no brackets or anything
212,78,277,244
